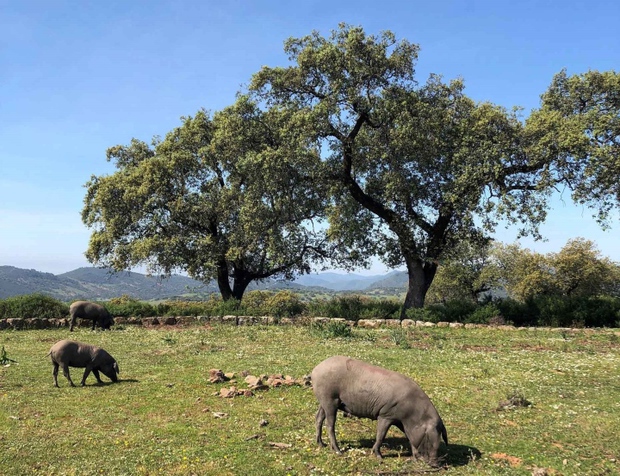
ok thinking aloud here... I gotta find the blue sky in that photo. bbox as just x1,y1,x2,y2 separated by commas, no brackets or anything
1,0,618,275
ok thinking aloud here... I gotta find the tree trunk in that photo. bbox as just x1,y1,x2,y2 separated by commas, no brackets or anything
400,257,438,319
231,277,252,301
216,260,234,301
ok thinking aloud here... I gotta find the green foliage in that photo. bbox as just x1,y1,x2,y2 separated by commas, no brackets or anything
106,295,156,317
427,239,498,303
490,242,557,301
492,239,620,303
185,296,241,316
529,70,620,226
154,299,214,317
307,295,364,320
1,290,620,328
426,300,478,323
310,320,353,339
534,295,620,328
83,100,331,302
389,328,411,349
263,291,306,318
0,294,68,319
465,303,503,325
307,295,400,320
551,238,620,297
404,307,440,322
495,298,539,327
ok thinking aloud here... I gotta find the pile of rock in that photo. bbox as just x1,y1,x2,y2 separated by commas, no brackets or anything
208,368,311,398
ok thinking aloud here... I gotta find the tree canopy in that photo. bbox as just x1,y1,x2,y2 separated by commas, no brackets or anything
528,70,620,226
249,24,584,314
82,98,331,301
490,238,619,301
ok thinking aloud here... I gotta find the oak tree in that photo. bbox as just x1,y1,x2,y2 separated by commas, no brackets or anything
251,24,557,315
82,98,330,301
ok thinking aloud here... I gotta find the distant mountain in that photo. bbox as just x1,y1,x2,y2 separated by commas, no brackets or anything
0,265,407,301
366,270,408,290
0,266,216,301
293,272,384,291
0,266,81,300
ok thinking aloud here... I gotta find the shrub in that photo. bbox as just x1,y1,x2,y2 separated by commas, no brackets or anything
263,291,306,317
311,320,353,339
389,328,411,349
307,295,400,321
307,295,363,320
359,299,401,319
105,295,156,317
0,294,68,319
209,298,242,316
404,307,439,322
425,299,477,323
155,300,213,316
493,298,537,327
240,291,272,315
534,295,620,328
466,303,503,324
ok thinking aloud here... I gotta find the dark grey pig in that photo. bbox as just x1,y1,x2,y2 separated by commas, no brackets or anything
312,356,448,466
48,340,119,387
69,300,114,331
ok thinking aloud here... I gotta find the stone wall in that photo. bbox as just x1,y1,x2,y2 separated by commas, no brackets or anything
0,315,618,334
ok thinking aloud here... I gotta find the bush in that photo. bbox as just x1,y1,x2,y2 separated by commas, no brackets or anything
263,291,306,317
359,299,401,319
155,299,214,316
534,295,620,328
466,303,504,324
240,291,271,315
311,320,353,339
425,299,478,323
105,295,156,317
307,295,400,321
496,298,539,327
404,307,440,322
0,294,68,319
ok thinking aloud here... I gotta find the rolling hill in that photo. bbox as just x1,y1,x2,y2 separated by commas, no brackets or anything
0,266,407,301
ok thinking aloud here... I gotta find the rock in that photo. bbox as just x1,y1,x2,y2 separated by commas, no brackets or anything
269,442,292,449
209,369,228,384
266,375,284,387
244,375,268,390
219,387,238,398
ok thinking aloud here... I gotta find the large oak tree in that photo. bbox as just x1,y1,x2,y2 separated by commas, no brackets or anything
250,24,560,316
82,97,331,301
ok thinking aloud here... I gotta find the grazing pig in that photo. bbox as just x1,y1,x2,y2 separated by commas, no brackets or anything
69,300,114,332
48,340,119,387
312,356,448,466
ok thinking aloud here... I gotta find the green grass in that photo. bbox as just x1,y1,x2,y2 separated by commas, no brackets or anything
1,325,619,475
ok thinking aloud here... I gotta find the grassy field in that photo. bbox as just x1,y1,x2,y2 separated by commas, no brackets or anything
1,324,619,475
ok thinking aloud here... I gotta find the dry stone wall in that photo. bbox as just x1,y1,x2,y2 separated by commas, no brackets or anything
1,315,619,334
